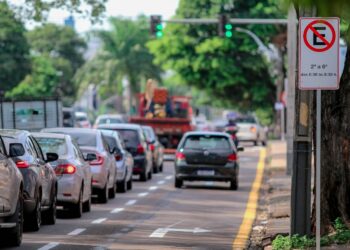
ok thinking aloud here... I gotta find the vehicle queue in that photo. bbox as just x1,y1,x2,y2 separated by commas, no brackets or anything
0,119,164,247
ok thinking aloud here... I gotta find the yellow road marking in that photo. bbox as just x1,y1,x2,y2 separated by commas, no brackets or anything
233,148,266,249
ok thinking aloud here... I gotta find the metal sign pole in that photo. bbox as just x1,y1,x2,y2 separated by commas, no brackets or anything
316,89,321,250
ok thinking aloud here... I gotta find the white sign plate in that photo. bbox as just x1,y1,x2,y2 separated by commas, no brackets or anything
299,17,340,90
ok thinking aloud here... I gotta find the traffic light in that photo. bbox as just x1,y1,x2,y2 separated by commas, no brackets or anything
218,15,233,38
150,15,163,38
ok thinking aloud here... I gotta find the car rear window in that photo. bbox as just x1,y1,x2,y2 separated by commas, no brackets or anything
36,137,67,156
98,118,123,125
116,129,140,148
183,135,231,150
67,133,97,147
235,116,256,123
143,127,156,142
104,136,120,151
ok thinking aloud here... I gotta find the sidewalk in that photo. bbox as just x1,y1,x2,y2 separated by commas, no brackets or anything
249,140,290,249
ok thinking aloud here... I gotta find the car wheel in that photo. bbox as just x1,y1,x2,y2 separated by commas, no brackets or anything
42,190,56,225
159,163,163,172
7,189,23,246
83,183,92,213
72,189,83,218
109,181,116,199
254,140,258,146
98,184,108,203
26,194,41,231
175,178,183,188
140,172,147,182
153,163,159,174
127,178,133,190
117,179,127,193
148,169,152,180
262,140,267,147
230,178,238,190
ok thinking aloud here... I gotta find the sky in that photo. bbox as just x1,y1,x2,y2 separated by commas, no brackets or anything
19,0,180,33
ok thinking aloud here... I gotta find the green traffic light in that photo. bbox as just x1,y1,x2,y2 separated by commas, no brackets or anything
156,24,163,30
225,31,233,38
156,31,163,38
225,24,233,30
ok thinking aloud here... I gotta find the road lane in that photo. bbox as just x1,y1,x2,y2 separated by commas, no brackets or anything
1,145,263,250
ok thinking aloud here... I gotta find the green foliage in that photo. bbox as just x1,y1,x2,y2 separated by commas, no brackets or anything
0,2,30,92
6,55,58,99
272,218,350,249
148,0,286,122
26,23,87,105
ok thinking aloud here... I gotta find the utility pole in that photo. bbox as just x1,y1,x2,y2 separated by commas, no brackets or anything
290,6,314,237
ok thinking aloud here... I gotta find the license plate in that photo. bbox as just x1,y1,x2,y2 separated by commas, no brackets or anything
197,170,215,176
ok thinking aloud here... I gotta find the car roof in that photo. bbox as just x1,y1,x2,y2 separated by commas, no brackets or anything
97,114,125,119
97,123,141,130
183,131,230,137
32,132,68,139
0,129,31,139
42,127,99,134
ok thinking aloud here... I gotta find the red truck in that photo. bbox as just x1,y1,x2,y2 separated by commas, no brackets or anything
129,90,194,154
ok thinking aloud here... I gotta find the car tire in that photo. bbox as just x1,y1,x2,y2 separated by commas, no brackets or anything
7,189,23,247
230,177,238,190
109,181,116,199
83,182,92,213
262,140,267,147
72,189,83,218
42,191,56,225
26,194,41,232
254,140,258,146
117,179,127,193
175,178,183,188
98,184,108,203
159,163,163,172
127,178,132,190
140,172,147,182
153,163,159,174
148,170,152,180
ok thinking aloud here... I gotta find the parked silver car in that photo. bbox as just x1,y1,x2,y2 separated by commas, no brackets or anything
235,116,267,146
42,128,117,203
0,130,58,231
0,135,24,246
142,126,164,173
93,114,127,128
99,129,134,193
34,133,93,218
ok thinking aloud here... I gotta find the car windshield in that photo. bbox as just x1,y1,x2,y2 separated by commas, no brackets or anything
143,127,156,142
235,116,256,123
67,133,97,147
183,135,230,150
116,129,140,148
36,137,67,156
98,118,123,125
76,116,88,122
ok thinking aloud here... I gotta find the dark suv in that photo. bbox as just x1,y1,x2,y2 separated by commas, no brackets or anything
0,130,58,231
98,124,153,181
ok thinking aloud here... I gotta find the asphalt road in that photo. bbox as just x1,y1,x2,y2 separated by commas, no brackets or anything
1,145,263,250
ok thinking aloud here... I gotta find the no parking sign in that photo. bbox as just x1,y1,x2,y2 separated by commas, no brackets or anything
299,17,340,90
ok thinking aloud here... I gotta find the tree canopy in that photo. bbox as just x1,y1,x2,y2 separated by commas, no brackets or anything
148,0,286,117
0,2,30,93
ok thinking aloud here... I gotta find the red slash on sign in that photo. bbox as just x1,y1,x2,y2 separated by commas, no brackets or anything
303,19,336,52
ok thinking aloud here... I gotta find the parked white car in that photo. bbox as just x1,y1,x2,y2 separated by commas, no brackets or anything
235,116,267,146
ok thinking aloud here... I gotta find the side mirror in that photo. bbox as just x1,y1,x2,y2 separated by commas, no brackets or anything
46,152,59,163
9,143,25,157
85,153,97,162
237,147,244,152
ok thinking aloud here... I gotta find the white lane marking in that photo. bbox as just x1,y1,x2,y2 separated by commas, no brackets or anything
92,218,107,224
149,186,158,191
157,180,165,185
165,175,172,180
138,192,149,197
150,228,167,238
125,199,137,206
205,181,213,186
149,227,211,238
121,227,130,232
67,228,86,236
111,208,124,214
37,242,60,250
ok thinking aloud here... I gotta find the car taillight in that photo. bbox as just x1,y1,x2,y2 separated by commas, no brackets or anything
90,154,105,166
137,144,145,154
149,144,155,152
16,160,30,168
175,152,185,160
228,153,238,162
250,126,257,133
115,154,123,161
55,164,76,175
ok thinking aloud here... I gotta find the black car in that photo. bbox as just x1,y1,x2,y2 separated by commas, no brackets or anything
0,130,58,231
142,126,164,173
97,124,153,182
174,132,242,190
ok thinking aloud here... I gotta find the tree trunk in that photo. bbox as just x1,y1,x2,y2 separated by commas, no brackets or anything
317,29,350,233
